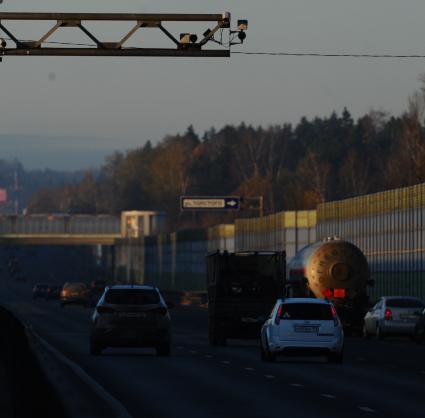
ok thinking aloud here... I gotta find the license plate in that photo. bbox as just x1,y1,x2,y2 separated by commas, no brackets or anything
119,312,146,318
294,325,318,333
400,314,415,320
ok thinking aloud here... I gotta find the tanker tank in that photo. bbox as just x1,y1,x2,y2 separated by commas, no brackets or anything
287,237,371,330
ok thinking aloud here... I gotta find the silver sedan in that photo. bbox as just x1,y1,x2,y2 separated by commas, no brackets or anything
363,296,424,340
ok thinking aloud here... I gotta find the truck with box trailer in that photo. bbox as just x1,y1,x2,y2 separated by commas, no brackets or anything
206,251,286,345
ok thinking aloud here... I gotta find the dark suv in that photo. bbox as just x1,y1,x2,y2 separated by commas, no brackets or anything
89,285,172,356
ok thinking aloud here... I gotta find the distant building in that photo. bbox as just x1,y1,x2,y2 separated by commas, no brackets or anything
0,188,7,203
0,188,14,215
121,211,167,238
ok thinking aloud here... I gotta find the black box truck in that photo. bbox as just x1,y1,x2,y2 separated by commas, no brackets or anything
206,251,286,345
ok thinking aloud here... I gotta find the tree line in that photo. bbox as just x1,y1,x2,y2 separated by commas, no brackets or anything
27,93,425,231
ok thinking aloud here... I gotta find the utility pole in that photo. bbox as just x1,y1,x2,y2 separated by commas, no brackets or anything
13,166,19,215
0,12,248,59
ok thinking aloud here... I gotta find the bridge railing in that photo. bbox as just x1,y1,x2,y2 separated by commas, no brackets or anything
0,215,121,235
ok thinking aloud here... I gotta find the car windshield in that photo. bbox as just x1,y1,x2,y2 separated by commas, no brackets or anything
386,299,423,308
280,303,333,320
105,289,160,305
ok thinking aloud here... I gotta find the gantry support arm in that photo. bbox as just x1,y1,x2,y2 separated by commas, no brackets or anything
0,12,232,58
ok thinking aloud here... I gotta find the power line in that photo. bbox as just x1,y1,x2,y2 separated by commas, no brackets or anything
5,37,425,60
233,51,425,59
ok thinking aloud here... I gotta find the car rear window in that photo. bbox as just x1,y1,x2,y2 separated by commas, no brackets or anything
386,299,423,308
105,289,160,305
280,303,333,320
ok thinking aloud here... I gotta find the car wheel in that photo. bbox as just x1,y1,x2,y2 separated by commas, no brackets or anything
376,325,385,340
362,324,371,340
208,322,219,346
261,341,275,362
209,320,226,346
344,327,353,337
156,344,171,357
328,351,343,364
90,340,102,356
414,327,425,345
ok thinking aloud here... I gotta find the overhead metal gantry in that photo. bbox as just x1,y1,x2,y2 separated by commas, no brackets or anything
0,12,246,58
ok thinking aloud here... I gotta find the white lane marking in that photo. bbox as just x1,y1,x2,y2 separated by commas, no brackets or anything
204,354,213,359
189,350,197,354
290,383,304,387
321,394,336,399
358,406,376,413
264,375,275,379
244,367,255,371
176,346,184,350
221,360,231,365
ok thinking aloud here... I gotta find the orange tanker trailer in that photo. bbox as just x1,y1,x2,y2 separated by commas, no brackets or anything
287,237,372,331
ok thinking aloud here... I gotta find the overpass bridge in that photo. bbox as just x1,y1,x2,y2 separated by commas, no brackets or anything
0,211,165,245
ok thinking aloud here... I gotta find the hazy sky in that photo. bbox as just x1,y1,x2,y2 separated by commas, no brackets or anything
2,1,425,169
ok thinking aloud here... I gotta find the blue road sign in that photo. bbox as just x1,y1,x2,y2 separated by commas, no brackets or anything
180,196,241,210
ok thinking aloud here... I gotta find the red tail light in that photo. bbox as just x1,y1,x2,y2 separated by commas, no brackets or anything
96,306,115,314
384,308,393,320
331,305,339,326
333,288,346,298
275,304,283,325
149,307,168,316
322,288,333,298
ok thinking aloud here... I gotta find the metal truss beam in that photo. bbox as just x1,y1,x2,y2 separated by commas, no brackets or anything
0,13,227,21
0,12,231,58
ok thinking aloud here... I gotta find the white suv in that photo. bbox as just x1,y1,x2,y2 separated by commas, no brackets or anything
261,298,344,363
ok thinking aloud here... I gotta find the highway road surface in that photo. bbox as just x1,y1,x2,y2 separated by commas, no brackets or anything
1,280,424,418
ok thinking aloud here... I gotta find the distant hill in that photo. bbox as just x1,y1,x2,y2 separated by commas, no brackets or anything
0,134,119,170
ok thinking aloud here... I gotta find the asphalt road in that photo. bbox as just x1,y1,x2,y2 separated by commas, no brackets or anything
1,280,425,418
